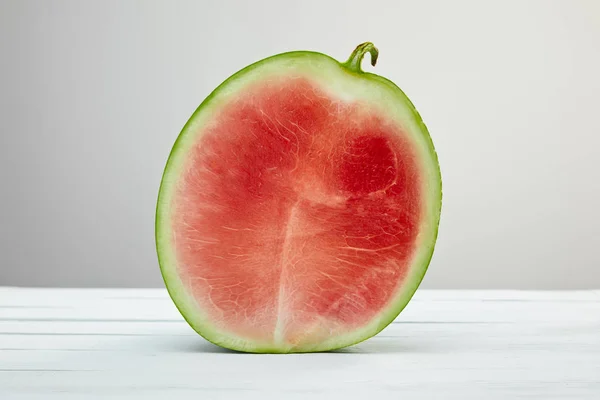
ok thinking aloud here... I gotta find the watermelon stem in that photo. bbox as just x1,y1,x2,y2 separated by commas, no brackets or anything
343,42,379,73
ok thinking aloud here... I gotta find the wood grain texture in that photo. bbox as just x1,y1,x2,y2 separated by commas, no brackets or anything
1,288,598,399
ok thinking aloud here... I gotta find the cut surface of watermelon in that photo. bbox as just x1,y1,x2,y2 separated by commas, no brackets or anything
156,43,442,353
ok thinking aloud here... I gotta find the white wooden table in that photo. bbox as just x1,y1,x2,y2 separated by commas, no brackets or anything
1,288,598,399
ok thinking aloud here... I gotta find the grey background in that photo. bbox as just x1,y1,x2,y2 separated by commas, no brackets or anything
1,0,599,289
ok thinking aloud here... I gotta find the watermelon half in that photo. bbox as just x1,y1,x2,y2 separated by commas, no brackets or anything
156,43,442,353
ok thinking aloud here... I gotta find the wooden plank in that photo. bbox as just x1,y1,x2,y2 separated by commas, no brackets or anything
2,288,598,328
1,300,598,324
1,351,599,400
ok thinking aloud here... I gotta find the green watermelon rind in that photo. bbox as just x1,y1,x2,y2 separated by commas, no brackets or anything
155,49,442,353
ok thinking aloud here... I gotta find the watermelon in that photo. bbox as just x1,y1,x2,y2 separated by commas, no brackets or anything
156,42,442,353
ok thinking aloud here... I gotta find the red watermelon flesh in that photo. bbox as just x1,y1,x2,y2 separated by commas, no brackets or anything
156,43,441,353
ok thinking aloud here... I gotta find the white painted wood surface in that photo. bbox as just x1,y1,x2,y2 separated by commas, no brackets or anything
0,288,598,399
